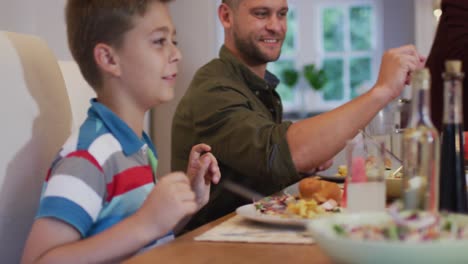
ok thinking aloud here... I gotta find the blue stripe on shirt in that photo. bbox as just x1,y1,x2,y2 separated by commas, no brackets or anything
36,196,93,237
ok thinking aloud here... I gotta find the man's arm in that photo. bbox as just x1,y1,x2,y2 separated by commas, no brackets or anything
287,45,425,172
188,86,300,188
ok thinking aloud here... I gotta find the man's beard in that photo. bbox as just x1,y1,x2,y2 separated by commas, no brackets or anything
233,30,282,65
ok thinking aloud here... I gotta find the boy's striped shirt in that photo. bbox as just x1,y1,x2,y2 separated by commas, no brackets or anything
36,100,173,245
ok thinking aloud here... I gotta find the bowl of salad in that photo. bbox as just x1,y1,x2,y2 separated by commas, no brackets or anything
307,206,468,264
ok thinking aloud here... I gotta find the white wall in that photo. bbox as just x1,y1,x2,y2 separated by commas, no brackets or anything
383,0,415,50
0,0,70,60
414,0,439,56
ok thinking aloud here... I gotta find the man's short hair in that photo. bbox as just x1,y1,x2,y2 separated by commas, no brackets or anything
222,0,241,9
65,0,171,90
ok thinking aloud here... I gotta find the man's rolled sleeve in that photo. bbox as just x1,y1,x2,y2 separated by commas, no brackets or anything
192,85,300,188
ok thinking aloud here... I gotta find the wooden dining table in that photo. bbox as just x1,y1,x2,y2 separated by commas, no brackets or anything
124,212,334,264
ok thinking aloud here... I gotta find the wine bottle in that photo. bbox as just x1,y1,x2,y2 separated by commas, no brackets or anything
402,68,440,212
439,60,467,213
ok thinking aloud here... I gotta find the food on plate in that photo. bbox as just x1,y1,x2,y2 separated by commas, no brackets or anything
254,194,296,216
254,193,340,220
299,177,342,204
335,165,348,177
253,177,342,220
287,199,339,219
333,204,468,242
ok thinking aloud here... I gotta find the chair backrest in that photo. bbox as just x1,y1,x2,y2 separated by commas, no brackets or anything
0,31,72,263
58,60,96,130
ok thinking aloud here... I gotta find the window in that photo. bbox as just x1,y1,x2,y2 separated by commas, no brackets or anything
319,3,380,104
216,0,383,117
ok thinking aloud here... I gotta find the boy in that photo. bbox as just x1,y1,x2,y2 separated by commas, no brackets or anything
21,0,220,263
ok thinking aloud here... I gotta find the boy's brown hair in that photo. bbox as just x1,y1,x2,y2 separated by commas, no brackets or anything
65,0,171,90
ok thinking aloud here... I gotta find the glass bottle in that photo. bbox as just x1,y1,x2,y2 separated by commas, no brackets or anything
439,60,467,213
402,68,440,212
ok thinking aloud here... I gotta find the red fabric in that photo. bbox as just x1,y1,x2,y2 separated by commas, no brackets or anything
426,0,468,131
105,166,153,202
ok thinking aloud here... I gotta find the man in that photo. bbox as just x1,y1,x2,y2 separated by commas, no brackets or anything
172,0,425,229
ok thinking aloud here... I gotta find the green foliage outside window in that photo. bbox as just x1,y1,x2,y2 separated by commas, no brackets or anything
322,58,344,101
281,9,297,57
350,57,372,98
323,8,344,52
350,6,372,51
303,64,327,91
281,68,299,88
321,4,374,102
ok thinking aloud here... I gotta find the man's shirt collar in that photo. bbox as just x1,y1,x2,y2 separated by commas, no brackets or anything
219,45,280,91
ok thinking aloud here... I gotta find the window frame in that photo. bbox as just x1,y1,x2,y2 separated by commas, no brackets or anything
313,0,383,112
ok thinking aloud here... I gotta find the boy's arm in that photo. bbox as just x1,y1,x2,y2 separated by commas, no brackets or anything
22,214,153,264
22,172,197,264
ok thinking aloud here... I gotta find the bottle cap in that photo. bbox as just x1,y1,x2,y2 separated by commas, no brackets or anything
445,60,462,74
411,68,430,89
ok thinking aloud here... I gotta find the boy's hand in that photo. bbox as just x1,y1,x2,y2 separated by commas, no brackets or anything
136,172,197,238
186,144,221,209
374,44,425,100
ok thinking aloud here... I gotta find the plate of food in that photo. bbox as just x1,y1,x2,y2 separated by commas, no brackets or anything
236,177,343,226
307,204,468,264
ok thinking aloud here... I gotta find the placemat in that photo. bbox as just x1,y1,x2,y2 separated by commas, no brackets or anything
194,215,314,244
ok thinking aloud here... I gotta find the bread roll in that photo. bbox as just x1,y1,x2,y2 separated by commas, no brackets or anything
298,177,342,204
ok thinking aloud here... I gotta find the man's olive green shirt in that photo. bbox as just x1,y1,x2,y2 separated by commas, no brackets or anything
172,46,300,230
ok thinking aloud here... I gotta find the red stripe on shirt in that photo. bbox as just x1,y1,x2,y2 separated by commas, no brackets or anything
66,150,104,172
45,168,52,181
106,166,153,202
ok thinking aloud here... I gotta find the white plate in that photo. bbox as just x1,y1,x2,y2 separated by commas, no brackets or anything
235,204,309,227
307,212,468,264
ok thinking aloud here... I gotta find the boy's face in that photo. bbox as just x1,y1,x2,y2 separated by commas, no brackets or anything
115,1,181,109
231,0,288,65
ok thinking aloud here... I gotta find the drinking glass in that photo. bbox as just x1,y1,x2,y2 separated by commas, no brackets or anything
344,132,386,212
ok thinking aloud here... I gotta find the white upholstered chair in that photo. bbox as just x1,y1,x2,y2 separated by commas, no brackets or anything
0,31,72,263
58,60,96,130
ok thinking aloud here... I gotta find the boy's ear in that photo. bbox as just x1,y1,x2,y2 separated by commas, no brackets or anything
94,43,121,77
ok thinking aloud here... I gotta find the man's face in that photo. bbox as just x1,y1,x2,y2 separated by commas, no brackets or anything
231,0,288,65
